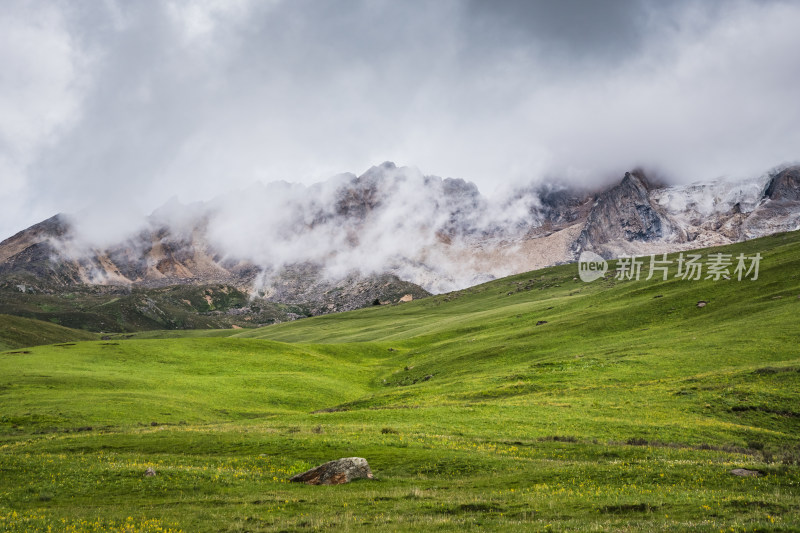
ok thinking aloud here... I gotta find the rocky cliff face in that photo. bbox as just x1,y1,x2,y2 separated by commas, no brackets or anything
764,166,800,202
575,171,684,257
536,185,594,228
575,165,800,258
740,167,800,239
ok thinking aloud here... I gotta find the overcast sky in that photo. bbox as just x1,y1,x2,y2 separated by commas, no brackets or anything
2,0,799,240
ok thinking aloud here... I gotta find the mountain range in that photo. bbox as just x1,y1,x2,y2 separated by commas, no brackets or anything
0,162,798,331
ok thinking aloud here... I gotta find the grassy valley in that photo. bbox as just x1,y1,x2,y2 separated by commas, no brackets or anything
1,231,799,531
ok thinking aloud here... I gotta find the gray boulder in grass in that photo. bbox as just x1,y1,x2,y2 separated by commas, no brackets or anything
290,457,374,485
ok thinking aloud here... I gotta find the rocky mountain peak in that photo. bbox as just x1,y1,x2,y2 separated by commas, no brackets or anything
763,165,800,202
575,170,681,256
0,213,72,265
621,170,643,188
619,170,650,199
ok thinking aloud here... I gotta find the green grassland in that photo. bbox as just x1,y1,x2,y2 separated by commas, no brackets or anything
0,315,97,351
1,232,800,531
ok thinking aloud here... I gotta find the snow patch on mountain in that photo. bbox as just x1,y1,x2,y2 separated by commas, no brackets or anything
650,173,770,220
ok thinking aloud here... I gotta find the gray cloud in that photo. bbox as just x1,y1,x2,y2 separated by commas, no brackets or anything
1,0,799,241
462,0,651,64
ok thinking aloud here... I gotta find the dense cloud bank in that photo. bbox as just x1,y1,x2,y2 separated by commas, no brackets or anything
2,1,800,241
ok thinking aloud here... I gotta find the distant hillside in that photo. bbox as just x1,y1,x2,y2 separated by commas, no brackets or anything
0,314,97,351
0,282,421,333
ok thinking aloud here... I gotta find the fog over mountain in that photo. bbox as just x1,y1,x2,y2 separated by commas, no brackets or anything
3,161,799,301
2,0,800,242
30,162,567,294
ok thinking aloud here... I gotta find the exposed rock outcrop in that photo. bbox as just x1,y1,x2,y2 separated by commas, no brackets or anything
289,457,374,485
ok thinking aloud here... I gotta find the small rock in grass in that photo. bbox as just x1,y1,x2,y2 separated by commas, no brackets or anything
290,457,373,485
696,301,707,308
729,468,762,477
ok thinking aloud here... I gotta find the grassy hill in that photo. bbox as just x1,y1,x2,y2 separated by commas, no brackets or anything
0,314,97,351
1,232,799,531
0,283,306,332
